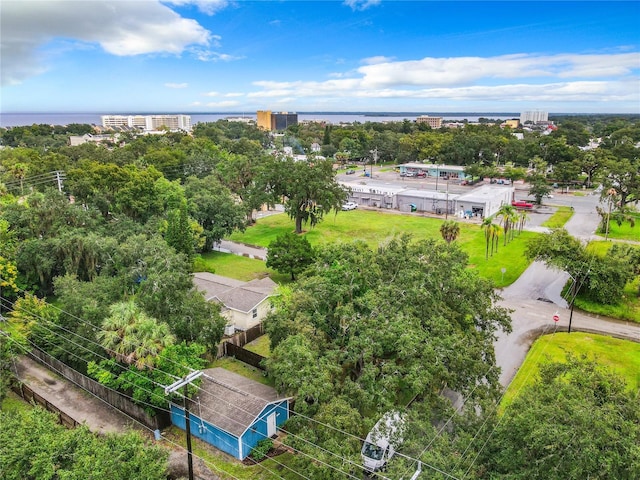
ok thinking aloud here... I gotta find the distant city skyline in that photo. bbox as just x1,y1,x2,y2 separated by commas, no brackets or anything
2,1,639,114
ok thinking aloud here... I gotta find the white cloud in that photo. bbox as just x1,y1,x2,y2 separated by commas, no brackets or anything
361,56,395,65
165,0,230,15
203,91,219,96
165,82,188,88
224,92,244,97
244,52,639,107
1,0,213,85
343,0,381,11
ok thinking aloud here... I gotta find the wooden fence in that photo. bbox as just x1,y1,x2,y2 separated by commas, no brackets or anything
224,342,266,371
12,382,80,429
28,348,171,431
216,322,265,358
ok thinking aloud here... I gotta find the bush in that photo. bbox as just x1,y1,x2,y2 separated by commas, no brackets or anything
251,438,273,460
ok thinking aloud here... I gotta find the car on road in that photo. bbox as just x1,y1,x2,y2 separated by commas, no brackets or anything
512,200,533,209
346,169,355,175
403,172,416,177
416,172,426,178
342,202,358,211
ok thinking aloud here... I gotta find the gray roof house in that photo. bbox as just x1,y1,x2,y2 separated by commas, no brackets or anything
193,273,277,333
170,367,290,460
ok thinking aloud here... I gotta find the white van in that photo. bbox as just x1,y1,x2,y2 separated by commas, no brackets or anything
361,411,405,472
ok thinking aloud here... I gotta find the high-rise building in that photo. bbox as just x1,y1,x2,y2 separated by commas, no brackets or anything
101,114,192,131
256,110,298,131
416,115,443,128
519,111,548,124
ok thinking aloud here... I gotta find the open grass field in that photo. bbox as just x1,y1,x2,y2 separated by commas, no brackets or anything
501,332,640,411
229,210,537,287
541,206,574,228
601,214,640,241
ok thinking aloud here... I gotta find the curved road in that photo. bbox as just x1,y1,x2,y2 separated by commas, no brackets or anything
495,191,640,386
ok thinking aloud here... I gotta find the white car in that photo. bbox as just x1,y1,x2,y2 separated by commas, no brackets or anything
342,202,358,211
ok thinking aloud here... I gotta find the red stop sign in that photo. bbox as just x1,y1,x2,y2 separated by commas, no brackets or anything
553,314,560,322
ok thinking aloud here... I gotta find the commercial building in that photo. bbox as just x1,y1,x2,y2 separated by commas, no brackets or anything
256,110,298,131
416,115,443,129
519,111,548,125
101,114,192,131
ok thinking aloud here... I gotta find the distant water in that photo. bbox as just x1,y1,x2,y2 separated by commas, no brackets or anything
0,112,519,128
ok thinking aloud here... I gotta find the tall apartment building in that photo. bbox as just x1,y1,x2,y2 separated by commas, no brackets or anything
416,115,443,128
519,111,548,124
256,110,298,131
101,114,192,131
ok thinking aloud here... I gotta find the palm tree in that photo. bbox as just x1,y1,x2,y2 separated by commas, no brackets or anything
97,301,175,369
491,223,503,256
497,204,517,246
440,220,460,244
482,217,493,259
517,210,530,234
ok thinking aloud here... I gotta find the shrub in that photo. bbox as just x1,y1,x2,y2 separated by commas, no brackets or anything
251,438,273,461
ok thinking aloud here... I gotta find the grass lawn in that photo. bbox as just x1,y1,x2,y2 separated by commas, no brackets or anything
0,391,31,413
599,214,640,241
207,357,273,387
541,206,574,228
193,251,290,284
229,210,537,287
164,426,298,480
501,332,640,411
578,241,640,323
244,334,271,358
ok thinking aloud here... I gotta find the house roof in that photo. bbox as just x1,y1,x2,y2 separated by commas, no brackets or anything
193,273,277,312
191,368,287,437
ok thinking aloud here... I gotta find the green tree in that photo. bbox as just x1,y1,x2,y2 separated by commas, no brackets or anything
481,356,640,479
439,220,460,244
97,301,175,370
165,200,194,257
266,232,315,280
266,157,348,234
526,229,635,305
184,174,247,251
0,407,168,480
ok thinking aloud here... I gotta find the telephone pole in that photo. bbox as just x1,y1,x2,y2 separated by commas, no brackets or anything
165,370,203,480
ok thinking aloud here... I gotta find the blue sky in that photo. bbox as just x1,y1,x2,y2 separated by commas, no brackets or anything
2,1,639,113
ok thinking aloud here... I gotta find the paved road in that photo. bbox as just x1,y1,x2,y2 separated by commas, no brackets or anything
494,190,640,387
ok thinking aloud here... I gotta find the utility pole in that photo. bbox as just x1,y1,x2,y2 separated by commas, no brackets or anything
370,148,378,178
165,370,203,480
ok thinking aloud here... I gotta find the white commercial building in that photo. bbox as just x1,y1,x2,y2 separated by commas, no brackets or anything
101,114,192,132
519,111,548,124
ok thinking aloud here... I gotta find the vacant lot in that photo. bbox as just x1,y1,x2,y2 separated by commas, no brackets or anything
502,332,640,410
229,210,537,287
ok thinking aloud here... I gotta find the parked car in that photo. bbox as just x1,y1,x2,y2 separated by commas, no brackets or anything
346,169,355,175
512,200,533,209
416,172,426,178
404,172,416,177
361,411,405,473
342,202,358,211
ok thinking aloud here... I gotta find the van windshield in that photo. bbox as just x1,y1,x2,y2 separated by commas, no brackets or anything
362,442,384,460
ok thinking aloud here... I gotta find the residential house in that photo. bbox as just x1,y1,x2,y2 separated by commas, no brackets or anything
170,367,290,460
193,273,277,334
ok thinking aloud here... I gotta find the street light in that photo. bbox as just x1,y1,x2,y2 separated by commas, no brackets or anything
604,188,617,241
566,271,589,333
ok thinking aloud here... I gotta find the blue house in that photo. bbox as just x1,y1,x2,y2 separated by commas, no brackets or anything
170,367,290,460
